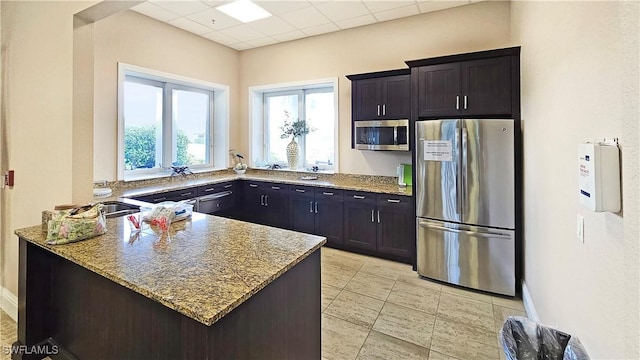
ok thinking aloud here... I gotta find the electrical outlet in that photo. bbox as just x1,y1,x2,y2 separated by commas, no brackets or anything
576,214,584,243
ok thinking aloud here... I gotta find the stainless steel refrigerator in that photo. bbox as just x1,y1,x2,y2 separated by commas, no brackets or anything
416,119,515,296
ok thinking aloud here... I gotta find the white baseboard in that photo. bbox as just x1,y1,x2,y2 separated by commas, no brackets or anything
521,280,539,321
1,288,17,322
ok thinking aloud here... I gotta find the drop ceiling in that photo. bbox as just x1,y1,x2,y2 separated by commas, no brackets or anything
132,0,480,51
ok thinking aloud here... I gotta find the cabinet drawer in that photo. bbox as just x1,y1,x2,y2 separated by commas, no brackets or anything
345,191,376,204
198,182,234,196
265,182,289,192
315,188,344,201
290,185,315,196
376,195,411,207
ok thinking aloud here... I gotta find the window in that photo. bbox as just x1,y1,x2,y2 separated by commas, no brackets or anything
118,64,229,180
250,78,338,172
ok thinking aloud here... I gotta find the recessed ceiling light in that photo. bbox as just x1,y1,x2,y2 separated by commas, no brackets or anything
216,0,272,23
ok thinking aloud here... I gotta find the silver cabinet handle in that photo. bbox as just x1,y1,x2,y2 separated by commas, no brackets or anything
249,184,258,188
353,195,365,199
260,194,264,206
153,197,167,202
464,95,468,110
387,199,401,203
272,186,280,190
456,95,460,110
371,209,374,222
181,192,193,197
264,195,268,206
310,201,313,213
419,221,512,239
315,201,318,214
224,184,233,188
382,104,386,116
203,188,215,192
296,189,306,193
377,105,380,116
377,210,380,223
322,192,334,196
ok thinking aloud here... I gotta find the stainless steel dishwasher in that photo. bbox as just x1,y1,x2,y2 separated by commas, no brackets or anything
197,189,236,214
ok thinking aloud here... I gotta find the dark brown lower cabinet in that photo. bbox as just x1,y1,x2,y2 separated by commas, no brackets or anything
344,192,413,261
242,181,289,228
289,187,344,246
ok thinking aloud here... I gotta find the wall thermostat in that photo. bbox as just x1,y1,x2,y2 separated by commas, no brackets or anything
578,140,620,212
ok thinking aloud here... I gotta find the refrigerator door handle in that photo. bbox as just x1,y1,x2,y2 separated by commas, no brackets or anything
462,127,468,220
418,221,512,239
455,126,462,216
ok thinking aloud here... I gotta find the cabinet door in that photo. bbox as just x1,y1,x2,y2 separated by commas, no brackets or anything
381,75,410,119
461,57,511,116
376,201,413,259
344,201,377,251
353,78,381,120
315,199,344,246
243,182,266,224
263,184,289,229
417,63,461,118
289,193,315,234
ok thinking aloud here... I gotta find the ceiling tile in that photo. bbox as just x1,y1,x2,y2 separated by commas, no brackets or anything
314,1,371,22
256,1,312,15
150,0,211,16
272,30,307,42
279,7,331,29
301,22,339,36
201,31,241,45
363,0,417,13
231,42,253,50
248,16,297,36
187,7,242,30
245,37,279,47
335,14,376,29
220,24,267,42
168,17,214,34
132,2,180,22
418,0,470,14
373,4,420,22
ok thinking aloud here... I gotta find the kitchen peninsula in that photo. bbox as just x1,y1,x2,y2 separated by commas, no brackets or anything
14,213,325,359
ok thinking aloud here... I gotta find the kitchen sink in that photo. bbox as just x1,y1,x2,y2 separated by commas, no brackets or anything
100,201,140,218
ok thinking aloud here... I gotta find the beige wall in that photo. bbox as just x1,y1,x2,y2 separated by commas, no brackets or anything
93,10,240,181
1,1,98,296
511,1,639,358
239,1,511,176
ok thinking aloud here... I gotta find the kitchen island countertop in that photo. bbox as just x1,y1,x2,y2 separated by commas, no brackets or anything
15,213,326,326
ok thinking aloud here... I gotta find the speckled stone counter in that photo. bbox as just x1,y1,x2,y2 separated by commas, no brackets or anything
96,169,412,201
15,213,325,358
15,213,325,326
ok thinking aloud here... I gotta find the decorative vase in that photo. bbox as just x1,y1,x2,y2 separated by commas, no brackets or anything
286,138,299,169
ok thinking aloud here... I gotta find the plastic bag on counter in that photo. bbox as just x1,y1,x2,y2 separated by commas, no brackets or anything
46,204,107,245
500,316,590,360
141,201,193,232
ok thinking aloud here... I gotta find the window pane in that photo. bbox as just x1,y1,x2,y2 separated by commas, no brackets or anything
305,91,334,167
173,89,210,166
266,94,298,164
124,80,163,170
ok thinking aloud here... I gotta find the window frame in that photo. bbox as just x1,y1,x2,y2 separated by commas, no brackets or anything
117,63,229,181
249,78,339,172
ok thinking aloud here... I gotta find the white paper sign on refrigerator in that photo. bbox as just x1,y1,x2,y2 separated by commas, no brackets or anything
423,140,453,161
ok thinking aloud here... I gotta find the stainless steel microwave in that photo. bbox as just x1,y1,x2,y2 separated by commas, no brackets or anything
354,119,409,151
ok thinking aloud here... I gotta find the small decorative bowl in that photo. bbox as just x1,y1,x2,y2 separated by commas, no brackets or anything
234,169,246,174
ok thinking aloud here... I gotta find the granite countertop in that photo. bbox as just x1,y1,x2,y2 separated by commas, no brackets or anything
106,170,412,201
16,213,326,326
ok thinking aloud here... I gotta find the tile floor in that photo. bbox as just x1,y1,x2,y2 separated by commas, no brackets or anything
0,247,527,360
321,247,527,360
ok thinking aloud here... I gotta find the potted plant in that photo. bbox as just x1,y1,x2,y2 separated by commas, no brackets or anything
280,111,312,169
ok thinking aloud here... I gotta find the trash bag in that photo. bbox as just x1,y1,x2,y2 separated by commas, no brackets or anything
500,316,590,360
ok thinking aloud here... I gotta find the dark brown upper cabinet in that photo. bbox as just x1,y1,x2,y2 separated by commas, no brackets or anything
407,47,520,118
347,69,411,121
